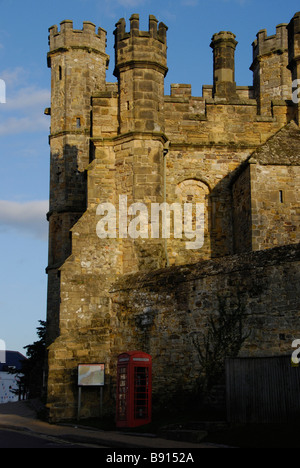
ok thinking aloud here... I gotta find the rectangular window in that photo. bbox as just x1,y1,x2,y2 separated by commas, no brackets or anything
76,118,81,128
279,190,284,204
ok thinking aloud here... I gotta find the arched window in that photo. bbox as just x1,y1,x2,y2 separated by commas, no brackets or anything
176,179,210,204
172,179,211,261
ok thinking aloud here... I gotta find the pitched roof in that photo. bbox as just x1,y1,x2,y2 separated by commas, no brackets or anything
0,351,26,372
250,121,300,166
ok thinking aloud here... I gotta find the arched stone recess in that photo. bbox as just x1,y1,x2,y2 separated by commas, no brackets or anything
167,178,211,265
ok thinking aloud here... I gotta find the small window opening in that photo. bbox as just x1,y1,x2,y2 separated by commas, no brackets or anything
59,66,62,81
279,190,284,204
76,118,81,128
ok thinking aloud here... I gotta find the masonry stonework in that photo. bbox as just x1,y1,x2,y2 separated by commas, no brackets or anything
110,244,300,404
45,13,300,422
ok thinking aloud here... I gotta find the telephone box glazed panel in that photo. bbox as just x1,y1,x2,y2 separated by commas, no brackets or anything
116,351,152,428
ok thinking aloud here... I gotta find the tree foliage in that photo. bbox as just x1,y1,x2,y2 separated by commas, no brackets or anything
10,321,46,399
190,296,250,394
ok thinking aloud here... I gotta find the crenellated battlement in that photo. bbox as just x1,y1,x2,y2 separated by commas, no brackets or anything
48,20,107,55
250,22,293,115
114,14,167,44
287,12,300,66
252,23,288,61
114,14,168,78
113,14,168,133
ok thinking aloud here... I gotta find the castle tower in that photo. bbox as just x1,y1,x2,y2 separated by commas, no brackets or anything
112,15,169,272
46,21,109,343
287,12,300,124
114,14,168,134
210,31,238,99
251,23,291,116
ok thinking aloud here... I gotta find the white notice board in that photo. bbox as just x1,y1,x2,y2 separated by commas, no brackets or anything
78,364,105,387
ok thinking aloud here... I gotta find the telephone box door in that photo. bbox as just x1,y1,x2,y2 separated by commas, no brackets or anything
116,351,152,428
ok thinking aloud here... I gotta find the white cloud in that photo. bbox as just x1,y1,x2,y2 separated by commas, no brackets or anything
0,115,49,136
0,200,48,241
5,86,50,111
0,67,50,136
0,67,27,87
0,88,50,135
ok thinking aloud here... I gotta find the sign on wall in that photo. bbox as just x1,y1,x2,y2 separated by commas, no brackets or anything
78,364,105,387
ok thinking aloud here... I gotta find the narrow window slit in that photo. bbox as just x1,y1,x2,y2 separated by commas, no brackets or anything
279,190,283,203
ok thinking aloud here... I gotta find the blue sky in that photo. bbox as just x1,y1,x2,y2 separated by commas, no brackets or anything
0,0,298,355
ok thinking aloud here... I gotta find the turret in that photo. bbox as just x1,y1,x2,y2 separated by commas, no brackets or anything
111,15,169,273
113,14,168,134
287,12,300,124
46,20,109,343
210,31,238,99
250,23,291,115
47,20,109,158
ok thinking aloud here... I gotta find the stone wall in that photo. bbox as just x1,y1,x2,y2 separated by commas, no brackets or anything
110,244,300,404
232,163,252,254
47,243,300,421
251,163,300,250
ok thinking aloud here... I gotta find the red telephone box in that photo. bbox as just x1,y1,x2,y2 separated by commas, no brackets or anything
116,351,152,428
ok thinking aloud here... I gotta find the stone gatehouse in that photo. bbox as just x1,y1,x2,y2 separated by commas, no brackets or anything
45,12,300,421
